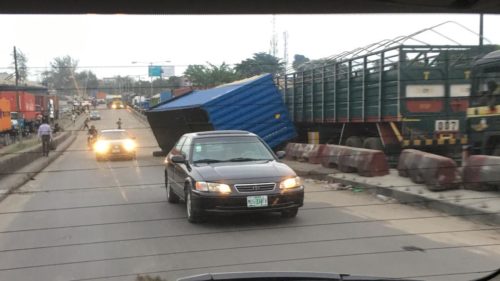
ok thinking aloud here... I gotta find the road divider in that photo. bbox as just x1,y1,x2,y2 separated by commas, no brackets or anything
463,155,500,191
0,131,71,178
397,149,458,191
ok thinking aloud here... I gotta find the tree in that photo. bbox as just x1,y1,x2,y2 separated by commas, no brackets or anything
75,70,99,97
12,48,28,83
184,63,237,88
292,54,310,72
234,52,285,78
184,65,210,87
42,56,79,96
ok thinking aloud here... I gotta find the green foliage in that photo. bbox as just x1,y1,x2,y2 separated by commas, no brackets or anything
42,56,80,95
12,48,28,82
234,52,284,78
184,63,237,88
292,54,310,72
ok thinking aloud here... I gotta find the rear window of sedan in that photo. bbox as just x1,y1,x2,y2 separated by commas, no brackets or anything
191,136,274,163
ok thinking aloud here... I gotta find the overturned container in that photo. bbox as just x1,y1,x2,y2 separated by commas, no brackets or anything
146,74,297,152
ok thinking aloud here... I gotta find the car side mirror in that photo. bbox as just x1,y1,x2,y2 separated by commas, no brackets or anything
276,151,286,159
171,154,186,164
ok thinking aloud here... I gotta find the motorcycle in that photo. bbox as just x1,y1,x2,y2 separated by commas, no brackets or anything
87,134,97,150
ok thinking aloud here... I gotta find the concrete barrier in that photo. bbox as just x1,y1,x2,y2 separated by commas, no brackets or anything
0,131,71,179
338,147,389,176
397,149,423,177
284,143,296,160
397,149,458,191
320,144,389,177
320,144,343,168
302,144,326,164
463,155,500,191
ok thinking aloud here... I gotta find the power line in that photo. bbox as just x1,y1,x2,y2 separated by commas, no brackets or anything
0,228,498,273
67,242,500,281
1,208,498,235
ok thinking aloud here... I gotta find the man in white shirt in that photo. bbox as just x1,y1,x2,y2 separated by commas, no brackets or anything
37,118,52,157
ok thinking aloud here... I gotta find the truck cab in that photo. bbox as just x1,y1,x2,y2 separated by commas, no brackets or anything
467,50,500,155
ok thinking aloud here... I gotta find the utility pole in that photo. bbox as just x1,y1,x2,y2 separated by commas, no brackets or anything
479,13,484,47
269,15,278,57
13,46,22,142
283,31,289,73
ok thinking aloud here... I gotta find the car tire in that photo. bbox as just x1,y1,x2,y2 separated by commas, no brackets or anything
165,172,180,204
281,207,299,218
185,189,204,223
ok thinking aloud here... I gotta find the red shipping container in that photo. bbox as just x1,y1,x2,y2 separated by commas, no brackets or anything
0,91,37,121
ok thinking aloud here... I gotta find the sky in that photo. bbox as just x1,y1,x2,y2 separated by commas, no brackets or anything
0,14,499,81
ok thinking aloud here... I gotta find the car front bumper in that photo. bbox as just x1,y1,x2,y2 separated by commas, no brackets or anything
190,188,304,213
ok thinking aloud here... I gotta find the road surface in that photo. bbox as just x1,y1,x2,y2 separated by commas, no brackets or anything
0,106,498,281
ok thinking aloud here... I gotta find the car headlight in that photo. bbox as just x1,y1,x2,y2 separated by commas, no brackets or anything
112,104,117,109
123,139,136,151
280,176,303,189
195,182,231,194
94,140,109,154
120,104,124,108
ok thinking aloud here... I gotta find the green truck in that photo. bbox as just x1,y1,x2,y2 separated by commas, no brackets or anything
467,50,500,155
278,44,499,159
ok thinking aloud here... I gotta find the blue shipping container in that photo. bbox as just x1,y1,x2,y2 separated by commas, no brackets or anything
146,74,297,151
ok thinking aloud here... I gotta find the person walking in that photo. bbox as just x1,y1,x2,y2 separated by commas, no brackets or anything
38,118,52,157
116,118,122,129
72,113,76,125
83,117,90,130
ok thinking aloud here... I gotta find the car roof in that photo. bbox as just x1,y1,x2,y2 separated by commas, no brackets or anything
184,130,257,139
101,129,126,133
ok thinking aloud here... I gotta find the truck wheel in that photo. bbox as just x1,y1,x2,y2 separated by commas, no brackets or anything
345,136,362,148
363,137,383,151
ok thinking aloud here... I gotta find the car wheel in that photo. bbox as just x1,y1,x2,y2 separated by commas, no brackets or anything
186,189,204,223
281,207,299,218
165,173,179,203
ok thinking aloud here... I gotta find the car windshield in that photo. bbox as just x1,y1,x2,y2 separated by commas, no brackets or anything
192,136,275,163
99,131,129,140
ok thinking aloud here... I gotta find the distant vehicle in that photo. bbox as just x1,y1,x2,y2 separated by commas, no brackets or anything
93,129,137,161
89,111,101,120
97,99,106,105
110,100,125,109
0,98,12,134
164,130,304,223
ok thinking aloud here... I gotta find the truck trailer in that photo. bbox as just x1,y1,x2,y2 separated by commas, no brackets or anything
279,43,499,159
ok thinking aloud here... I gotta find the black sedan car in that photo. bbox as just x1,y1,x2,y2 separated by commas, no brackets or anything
164,130,304,223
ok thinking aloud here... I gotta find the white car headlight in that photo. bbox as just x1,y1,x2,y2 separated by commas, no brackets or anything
280,176,303,189
94,140,109,154
123,139,136,151
195,182,231,194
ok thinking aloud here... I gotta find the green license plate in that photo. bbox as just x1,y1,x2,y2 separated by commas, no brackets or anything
247,195,268,208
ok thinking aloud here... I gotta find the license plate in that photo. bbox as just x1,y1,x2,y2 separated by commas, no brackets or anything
112,146,120,153
247,195,268,208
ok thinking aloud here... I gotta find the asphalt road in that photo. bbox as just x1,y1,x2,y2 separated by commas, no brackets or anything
0,106,499,281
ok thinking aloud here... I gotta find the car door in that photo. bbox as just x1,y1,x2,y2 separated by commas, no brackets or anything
167,136,185,192
175,137,192,198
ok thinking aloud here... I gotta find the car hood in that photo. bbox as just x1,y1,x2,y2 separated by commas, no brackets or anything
193,161,296,183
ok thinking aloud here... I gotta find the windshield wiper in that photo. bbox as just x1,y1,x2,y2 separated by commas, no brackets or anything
227,157,272,162
193,159,222,164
